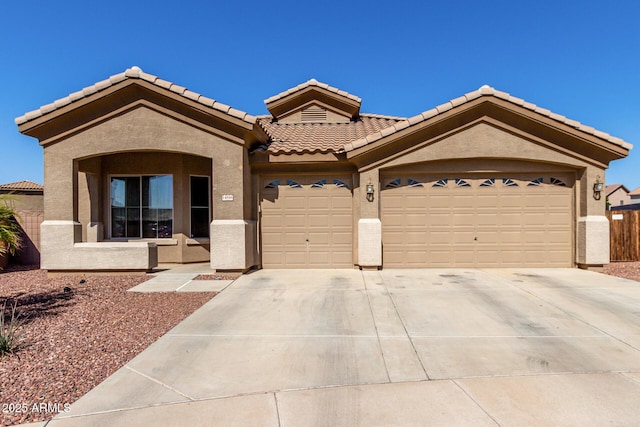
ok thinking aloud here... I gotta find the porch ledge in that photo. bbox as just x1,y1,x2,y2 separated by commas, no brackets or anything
186,238,210,246
109,238,178,246
41,221,158,271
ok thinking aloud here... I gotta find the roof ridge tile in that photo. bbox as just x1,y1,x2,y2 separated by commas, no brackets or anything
264,78,362,105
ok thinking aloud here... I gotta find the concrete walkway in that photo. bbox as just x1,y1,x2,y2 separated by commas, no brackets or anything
128,263,233,293
44,268,640,426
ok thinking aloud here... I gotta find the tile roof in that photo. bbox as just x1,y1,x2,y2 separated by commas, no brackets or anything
630,186,640,196
264,78,362,105
344,85,633,152
15,67,256,126
0,180,43,192
256,114,404,154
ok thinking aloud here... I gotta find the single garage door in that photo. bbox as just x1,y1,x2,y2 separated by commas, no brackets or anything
261,175,353,268
381,174,573,267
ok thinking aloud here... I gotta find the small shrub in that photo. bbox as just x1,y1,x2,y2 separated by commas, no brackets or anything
0,300,24,357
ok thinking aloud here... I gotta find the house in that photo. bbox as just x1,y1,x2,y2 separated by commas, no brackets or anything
15,67,631,272
606,184,631,208
0,180,44,265
630,187,640,204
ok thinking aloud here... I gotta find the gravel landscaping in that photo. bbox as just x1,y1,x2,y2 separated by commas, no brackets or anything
603,261,640,282
0,266,215,426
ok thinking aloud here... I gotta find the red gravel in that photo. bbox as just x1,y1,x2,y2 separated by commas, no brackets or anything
0,266,214,426
603,261,640,282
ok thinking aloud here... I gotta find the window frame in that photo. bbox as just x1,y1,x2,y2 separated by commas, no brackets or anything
109,174,174,240
189,175,211,239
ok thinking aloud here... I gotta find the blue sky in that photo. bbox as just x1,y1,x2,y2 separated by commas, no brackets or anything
1,1,638,188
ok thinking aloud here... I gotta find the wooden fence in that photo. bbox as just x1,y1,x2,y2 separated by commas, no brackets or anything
606,210,640,261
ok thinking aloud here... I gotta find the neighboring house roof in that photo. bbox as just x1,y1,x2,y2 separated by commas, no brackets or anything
343,85,633,152
606,184,630,197
0,180,43,192
256,113,404,154
630,186,640,196
15,66,256,126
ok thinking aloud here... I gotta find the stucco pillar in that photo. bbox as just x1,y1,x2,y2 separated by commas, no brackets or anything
210,152,257,270
576,167,609,268
78,157,103,243
40,150,81,269
358,168,382,268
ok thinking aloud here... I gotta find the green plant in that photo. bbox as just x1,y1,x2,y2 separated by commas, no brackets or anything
0,299,24,357
0,196,22,257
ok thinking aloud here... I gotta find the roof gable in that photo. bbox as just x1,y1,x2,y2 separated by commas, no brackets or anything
264,79,362,121
345,85,632,168
16,67,255,126
345,85,632,153
16,67,256,144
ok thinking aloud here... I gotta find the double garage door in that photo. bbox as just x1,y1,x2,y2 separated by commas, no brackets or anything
260,173,573,269
381,173,574,268
261,175,353,268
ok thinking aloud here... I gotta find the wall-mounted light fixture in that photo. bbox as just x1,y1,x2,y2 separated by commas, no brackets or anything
593,175,604,200
366,181,375,202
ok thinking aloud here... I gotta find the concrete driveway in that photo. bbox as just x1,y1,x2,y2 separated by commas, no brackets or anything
49,268,640,426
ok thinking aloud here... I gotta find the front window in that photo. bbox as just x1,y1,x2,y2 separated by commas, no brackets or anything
190,176,210,238
111,175,173,238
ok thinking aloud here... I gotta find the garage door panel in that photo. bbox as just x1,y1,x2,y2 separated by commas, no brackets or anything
428,213,452,226
428,231,453,244
428,195,452,208
521,214,548,226
308,197,330,209
382,173,572,268
405,213,428,226
452,214,474,226
405,195,428,208
331,232,353,245
546,230,571,243
261,176,353,268
330,214,352,227
476,213,499,226
308,214,330,227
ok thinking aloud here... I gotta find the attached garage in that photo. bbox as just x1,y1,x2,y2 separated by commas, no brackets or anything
381,173,574,268
260,175,353,268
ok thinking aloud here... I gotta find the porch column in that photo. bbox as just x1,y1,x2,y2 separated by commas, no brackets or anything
78,157,103,242
210,150,257,270
40,150,82,269
576,167,609,269
358,168,382,268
